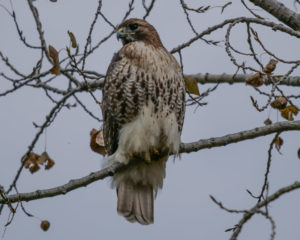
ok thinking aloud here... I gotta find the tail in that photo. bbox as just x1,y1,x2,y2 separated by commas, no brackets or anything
117,180,154,225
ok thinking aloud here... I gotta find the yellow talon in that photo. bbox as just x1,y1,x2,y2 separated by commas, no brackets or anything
145,151,151,164
151,147,159,156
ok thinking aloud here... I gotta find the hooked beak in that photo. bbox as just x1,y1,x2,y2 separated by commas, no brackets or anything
116,27,125,41
116,27,135,42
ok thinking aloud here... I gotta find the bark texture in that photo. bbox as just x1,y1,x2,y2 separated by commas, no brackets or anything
249,0,300,30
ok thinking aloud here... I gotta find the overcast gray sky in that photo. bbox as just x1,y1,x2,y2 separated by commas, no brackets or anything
0,0,300,239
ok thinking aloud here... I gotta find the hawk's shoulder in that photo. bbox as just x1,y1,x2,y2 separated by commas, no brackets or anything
106,52,123,76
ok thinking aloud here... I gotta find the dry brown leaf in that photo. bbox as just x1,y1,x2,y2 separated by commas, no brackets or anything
24,151,55,173
36,152,48,165
24,159,31,169
29,164,40,174
24,152,40,168
50,0,57,2
90,129,107,156
184,75,200,96
270,96,287,110
45,156,55,170
280,105,299,121
39,152,55,170
298,148,300,159
66,47,71,58
67,31,77,48
275,136,283,151
40,220,50,231
49,45,60,75
264,118,272,125
245,73,265,87
263,59,278,74
95,130,105,147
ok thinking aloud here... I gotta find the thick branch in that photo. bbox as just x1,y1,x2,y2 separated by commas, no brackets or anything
248,0,300,31
180,120,300,153
86,74,300,90
0,120,299,204
185,73,300,86
0,162,124,204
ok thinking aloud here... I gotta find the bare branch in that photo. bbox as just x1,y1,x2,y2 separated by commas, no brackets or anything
230,181,300,239
170,17,300,54
257,132,280,203
81,0,103,71
2,88,81,197
0,50,25,77
86,73,300,88
0,162,124,204
248,0,300,31
142,0,156,19
184,73,300,86
26,0,50,62
246,24,264,69
180,120,300,154
241,0,264,19
1,120,299,204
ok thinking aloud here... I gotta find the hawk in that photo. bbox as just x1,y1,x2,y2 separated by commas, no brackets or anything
102,18,185,225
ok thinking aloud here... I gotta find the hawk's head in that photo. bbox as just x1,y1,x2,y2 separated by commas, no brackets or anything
117,18,163,48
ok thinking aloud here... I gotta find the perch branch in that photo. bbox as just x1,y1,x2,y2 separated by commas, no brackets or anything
1,120,299,204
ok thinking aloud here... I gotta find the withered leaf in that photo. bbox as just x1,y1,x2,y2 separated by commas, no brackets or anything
24,151,54,173
24,152,40,168
245,73,264,87
29,164,40,174
66,47,71,57
45,157,55,170
263,59,278,74
40,220,50,231
270,96,287,110
36,152,48,165
264,118,272,125
24,160,31,169
50,0,57,2
49,45,60,75
280,105,299,121
298,148,300,159
275,136,283,151
90,129,107,156
67,31,77,48
184,75,200,96
39,152,55,170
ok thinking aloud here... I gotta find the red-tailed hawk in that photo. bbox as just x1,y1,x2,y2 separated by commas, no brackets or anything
102,18,185,225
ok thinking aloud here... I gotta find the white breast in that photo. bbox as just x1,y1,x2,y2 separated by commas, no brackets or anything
112,102,181,164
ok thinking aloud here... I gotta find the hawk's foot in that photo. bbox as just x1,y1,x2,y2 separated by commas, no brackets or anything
145,151,151,164
150,147,159,156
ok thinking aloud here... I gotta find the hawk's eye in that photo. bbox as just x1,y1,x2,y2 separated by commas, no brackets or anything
129,23,139,31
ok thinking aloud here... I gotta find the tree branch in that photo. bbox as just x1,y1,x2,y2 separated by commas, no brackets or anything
248,0,300,31
1,120,299,204
0,162,124,204
185,73,300,86
180,120,300,153
170,17,300,54
230,181,300,239
86,74,300,90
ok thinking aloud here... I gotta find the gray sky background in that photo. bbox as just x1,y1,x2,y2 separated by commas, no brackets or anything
0,0,300,239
